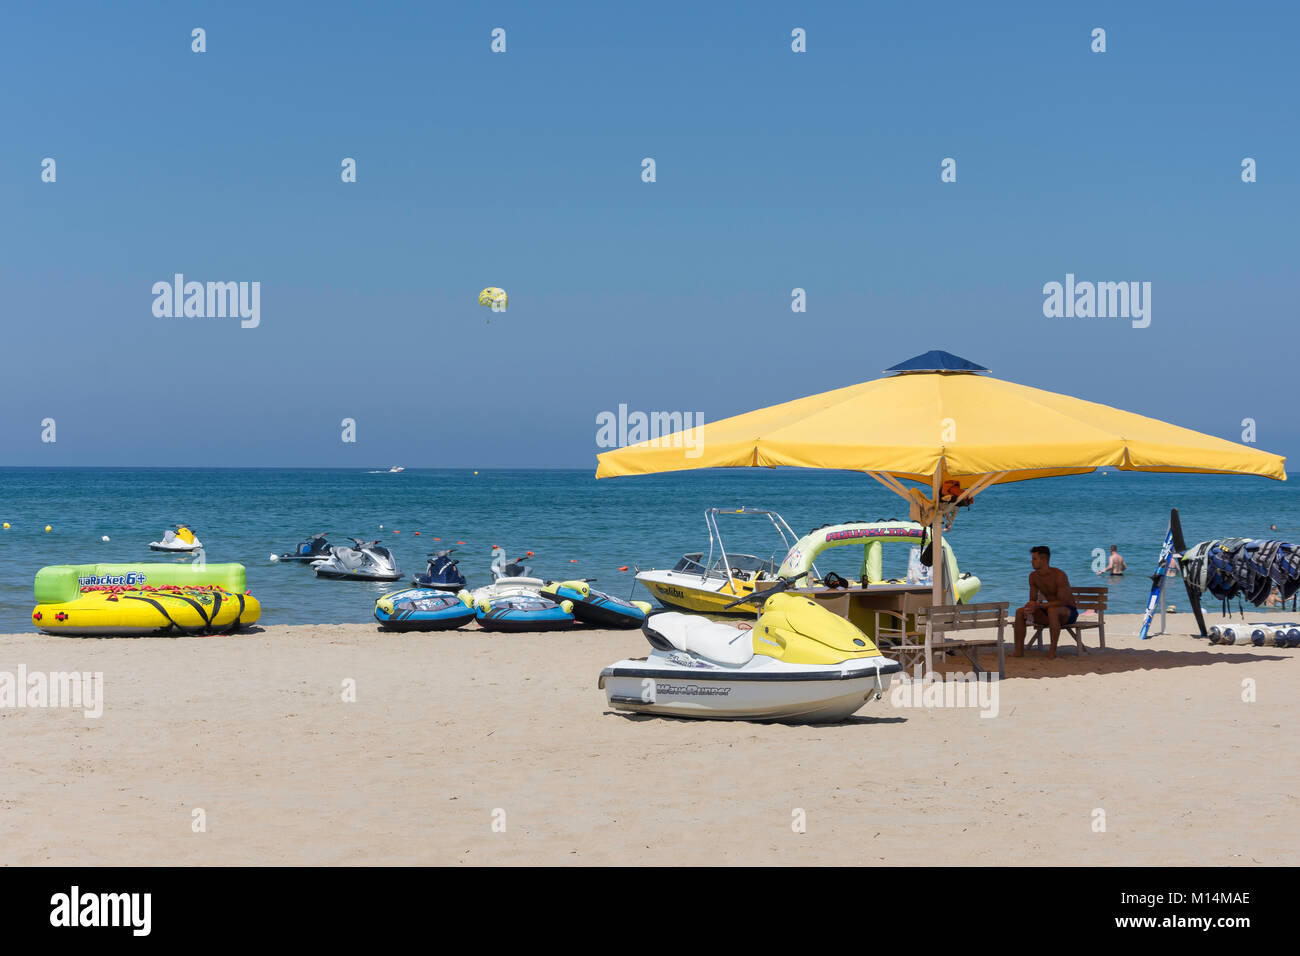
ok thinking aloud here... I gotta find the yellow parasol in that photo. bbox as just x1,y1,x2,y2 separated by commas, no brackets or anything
596,351,1286,609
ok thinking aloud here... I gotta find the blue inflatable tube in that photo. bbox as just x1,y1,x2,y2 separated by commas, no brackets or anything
375,588,475,631
475,594,574,633
540,580,652,629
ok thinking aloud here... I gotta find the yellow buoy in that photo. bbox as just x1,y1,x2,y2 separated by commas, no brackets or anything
2,523,9,529
44,525,52,533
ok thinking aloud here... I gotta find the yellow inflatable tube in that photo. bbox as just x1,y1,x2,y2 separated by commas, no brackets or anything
33,586,261,636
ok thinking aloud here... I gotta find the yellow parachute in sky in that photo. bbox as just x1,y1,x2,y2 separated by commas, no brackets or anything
478,287,508,308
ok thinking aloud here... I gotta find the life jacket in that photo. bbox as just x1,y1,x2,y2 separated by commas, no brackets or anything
1182,540,1212,594
1205,540,1239,600
1272,543,1300,600
940,480,971,506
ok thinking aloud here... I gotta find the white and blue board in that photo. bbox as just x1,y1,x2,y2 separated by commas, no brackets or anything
1138,524,1175,640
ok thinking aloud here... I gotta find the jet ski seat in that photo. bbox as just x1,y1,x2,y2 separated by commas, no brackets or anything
647,612,755,666
334,548,365,571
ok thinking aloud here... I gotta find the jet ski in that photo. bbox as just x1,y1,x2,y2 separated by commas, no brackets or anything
311,538,403,581
598,573,900,723
490,545,536,582
411,549,468,591
271,532,333,563
149,524,203,553
472,546,548,602
540,579,652,629
375,588,475,631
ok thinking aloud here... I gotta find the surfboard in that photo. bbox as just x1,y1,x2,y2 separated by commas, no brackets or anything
1138,523,1175,640
1169,508,1207,637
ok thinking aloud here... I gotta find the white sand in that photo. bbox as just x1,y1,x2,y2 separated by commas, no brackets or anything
2,611,1297,865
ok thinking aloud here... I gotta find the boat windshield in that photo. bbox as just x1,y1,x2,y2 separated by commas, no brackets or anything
661,509,804,586
709,553,774,575
672,553,708,574
670,552,775,578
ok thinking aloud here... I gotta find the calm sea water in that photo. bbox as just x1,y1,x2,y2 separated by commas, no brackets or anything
0,467,1296,633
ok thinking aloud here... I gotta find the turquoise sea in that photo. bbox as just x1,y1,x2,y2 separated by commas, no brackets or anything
0,467,1296,634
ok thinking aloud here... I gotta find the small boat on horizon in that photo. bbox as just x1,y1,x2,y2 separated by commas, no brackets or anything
388,466,405,473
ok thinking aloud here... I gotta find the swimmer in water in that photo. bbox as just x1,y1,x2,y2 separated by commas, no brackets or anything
1100,545,1126,576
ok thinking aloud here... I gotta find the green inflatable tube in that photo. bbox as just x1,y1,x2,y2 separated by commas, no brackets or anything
34,563,249,604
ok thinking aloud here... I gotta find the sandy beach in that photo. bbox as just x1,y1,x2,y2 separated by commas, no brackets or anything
2,611,1297,866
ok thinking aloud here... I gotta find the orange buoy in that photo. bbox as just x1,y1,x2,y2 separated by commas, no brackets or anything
414,532,421,536
618,566,629,572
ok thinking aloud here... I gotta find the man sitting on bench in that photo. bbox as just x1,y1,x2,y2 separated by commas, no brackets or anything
1013,545,1077,659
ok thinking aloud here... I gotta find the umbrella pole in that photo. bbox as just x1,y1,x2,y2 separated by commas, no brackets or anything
927,470,944,675
931,470,944,609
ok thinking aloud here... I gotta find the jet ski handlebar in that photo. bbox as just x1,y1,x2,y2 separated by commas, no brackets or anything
722,571,809,609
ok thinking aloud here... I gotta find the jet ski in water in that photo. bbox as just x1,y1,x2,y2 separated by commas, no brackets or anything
149,524,203,553
489,545,536,582
599,573,900,723
375,588,475,631
540,580,652,629
312,538,403,581
412,550,468,591
271,533,333,563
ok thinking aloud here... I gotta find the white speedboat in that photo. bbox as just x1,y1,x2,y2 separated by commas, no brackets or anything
389,466,405,473
600,575,900,722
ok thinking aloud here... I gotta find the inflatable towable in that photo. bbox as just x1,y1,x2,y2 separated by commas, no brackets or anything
31,564,261,636
475,593,575,632
777,521,982,604
375,588,476,631
540,580,652,629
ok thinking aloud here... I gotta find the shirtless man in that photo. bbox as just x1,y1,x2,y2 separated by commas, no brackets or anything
1102,545,1126,575
1013,546,1077,659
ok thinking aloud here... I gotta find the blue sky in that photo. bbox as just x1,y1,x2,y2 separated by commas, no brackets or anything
1,1,1295,467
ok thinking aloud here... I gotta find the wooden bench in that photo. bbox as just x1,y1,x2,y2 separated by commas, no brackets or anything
875,599,1008,678
1026,586,1108,653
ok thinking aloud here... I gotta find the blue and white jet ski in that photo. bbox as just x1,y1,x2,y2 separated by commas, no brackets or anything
271,532,333,563
411,549,468,591
375,588,475,631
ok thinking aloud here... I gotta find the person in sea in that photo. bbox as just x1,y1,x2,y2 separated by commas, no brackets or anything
1013,545,1077,659
1100,544,1126,575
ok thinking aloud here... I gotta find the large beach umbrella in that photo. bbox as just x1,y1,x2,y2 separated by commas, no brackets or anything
595,350,1286,609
